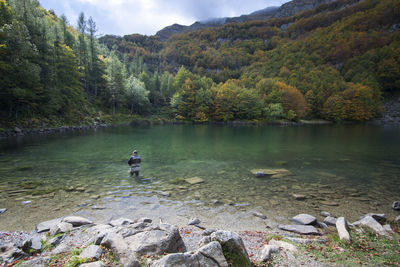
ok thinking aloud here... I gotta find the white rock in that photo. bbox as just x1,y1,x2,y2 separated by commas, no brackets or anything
50,222,73,236
353,215,389,236
211,230,250,266
79,245,102,260
255,244,280,262
188,218,200,225
336,217,351,243
269,239,297,252
36,218,63,233
323,216,337,226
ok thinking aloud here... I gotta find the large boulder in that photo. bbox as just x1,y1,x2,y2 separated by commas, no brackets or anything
292,214,317,225
336,217,351,243
360,213,387,224
101,233,140,267
22,235,42,253
352,215,389,236
62,216,93,227
210,230,251,267
124,223,186,256
151,241,228,267
278,225,319,235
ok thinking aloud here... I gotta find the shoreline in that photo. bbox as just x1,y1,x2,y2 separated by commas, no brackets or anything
0,206,398,266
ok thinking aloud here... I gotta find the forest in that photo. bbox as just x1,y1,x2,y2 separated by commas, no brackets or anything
1,0,400,127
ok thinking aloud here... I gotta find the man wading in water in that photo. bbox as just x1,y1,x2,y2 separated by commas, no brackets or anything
128,150,141,177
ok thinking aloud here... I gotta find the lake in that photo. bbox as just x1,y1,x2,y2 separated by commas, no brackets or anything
0,124,399,231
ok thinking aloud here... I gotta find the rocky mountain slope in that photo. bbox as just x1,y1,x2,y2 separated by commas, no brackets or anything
156,0,337,41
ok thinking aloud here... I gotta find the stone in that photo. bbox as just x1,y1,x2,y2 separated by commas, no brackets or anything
395,215,400,222
383,224,394,234
321,211,331,217
361,213,387,224
336,217,351,243
22,235,42,253
22,200,32,205
184,177,204,185
151,241,229,267
251,168,293,177
36,218,62,233
125,223,186,256
252,211,267,219
80,262,105,267
0,208,6,214
137,218,152,223
188,218,200,225
14,256,50,267
0,243,27,264
323,216,337,226
278,225,319,235
62,216,93,226
202,228,216,236
101,233,140,267
255,244,280,262
91,206,106,210
14,127,22,133
317,222,328,229
392,201,400,210
293,194,306,200
109,218,133,227
210,230,250,267
198,236,211,247
292,214,317,225
269,239,297,252
352,215,389,236
79,245,103,260
320,201,339,206
50,222,73,235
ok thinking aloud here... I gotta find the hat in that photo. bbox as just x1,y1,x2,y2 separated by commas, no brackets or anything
133,150,138,154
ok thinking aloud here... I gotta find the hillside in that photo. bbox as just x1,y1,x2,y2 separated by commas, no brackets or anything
155,0,336,41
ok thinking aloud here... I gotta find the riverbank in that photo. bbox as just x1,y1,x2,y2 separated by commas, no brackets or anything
1,206,399,267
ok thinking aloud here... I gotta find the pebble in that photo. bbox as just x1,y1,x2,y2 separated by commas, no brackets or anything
252,212,267,220
22,201,32,205
0,208,6,214
188,218,200,225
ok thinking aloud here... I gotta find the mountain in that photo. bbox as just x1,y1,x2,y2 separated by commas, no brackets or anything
155,0,337,41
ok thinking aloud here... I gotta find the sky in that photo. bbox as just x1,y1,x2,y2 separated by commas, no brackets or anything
38,0,290,36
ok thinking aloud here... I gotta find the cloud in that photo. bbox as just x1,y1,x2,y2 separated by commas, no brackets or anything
40,0,290,36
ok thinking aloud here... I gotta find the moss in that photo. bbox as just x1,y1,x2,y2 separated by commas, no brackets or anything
223,251,251,267
65,256,88,267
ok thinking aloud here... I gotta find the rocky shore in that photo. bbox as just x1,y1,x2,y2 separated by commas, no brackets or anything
1,202,399,267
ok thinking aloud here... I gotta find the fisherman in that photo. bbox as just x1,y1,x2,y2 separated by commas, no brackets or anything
128,150,141,177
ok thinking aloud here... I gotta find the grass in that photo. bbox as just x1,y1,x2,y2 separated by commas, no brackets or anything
301,225,400,266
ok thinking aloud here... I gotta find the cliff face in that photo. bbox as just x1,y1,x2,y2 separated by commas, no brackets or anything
155,0,337,41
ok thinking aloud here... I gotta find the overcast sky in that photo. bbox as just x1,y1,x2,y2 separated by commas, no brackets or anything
39,0,290,36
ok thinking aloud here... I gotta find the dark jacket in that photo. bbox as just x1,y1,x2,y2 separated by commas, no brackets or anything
128,156,141,165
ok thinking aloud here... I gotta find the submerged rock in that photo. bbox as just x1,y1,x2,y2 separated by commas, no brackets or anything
292,214,317,225
278,225,319,235
336,217,351,243
184,177,204,185
293,194,306,200
320,201,339,206
252,211,267,220
251,168,293,178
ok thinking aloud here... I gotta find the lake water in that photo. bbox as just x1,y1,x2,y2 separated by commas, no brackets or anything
0,124,399,231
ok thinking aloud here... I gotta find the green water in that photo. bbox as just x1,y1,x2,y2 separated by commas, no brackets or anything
0,124,399,231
